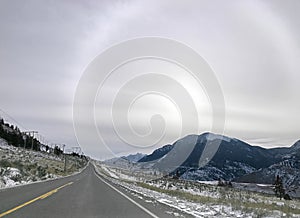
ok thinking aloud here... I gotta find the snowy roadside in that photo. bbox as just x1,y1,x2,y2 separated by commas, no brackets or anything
0,161,90,191
0,139,88,189
94,162,300,218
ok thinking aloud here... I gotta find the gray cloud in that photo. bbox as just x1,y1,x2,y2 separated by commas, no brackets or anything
0,0,299,159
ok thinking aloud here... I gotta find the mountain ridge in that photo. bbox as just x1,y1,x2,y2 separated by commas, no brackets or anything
138,132,300,184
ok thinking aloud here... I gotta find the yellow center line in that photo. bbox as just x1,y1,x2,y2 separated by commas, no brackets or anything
0,182,73,217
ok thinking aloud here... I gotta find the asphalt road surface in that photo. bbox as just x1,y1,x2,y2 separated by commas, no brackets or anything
0,163,190,218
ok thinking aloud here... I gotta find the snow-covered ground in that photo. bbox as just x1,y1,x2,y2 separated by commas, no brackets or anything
95,162,300,218
0,138,87,189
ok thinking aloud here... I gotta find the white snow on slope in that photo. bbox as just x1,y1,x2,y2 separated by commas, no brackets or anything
95,162,300,218
206,133,231,142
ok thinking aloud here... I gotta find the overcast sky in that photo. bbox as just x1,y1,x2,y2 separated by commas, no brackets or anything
0,0,299,159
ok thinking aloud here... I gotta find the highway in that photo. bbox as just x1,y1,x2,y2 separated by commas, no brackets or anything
0,164,187,218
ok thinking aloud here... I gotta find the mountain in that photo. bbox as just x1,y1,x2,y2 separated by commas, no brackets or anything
138,133,300,182
139,144,173,162
103,153,146,168
235,141,300,184
122,153,145,163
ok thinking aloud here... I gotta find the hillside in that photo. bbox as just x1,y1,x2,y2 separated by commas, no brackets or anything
134,133,300,196
0,138,88,188
0,118,88,188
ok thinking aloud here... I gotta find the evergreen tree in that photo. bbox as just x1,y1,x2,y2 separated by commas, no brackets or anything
274,175,285,199
54,145,63,156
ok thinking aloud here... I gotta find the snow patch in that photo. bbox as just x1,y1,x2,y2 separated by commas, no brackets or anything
206,133,231,142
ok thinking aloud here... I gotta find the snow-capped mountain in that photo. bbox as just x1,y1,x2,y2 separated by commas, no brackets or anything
138,133,300,182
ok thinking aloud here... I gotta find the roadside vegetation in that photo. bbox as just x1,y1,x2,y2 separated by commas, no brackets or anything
0,118,88,188
140,179,300,217
0,142,88,188
95,162,300,217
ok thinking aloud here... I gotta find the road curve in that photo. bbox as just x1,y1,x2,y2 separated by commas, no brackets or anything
0,163,187,218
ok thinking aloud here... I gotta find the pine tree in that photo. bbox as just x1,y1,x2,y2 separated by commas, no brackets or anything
274,175,285,199
54,146,62,156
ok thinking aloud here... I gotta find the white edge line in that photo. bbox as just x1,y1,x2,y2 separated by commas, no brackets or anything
93,165,159,218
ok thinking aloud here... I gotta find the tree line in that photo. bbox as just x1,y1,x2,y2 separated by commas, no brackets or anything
0,118,63,154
